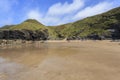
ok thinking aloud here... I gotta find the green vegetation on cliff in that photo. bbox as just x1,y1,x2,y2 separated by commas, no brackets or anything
10,19,47,30
58,7,120,39
0,7,120,40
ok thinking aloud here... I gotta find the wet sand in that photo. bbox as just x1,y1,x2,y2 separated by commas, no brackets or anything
0,40,120,80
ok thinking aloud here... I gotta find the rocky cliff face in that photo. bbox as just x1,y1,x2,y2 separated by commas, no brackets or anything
0,29,48,40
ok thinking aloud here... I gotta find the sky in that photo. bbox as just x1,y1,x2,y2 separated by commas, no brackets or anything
0,0,120,27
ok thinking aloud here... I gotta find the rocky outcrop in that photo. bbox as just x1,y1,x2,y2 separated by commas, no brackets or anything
0,29,49,40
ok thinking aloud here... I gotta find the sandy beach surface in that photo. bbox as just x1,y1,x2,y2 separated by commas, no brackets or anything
0,40,120,80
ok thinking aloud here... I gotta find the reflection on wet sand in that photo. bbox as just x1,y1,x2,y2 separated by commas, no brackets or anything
0,41,120,80
0,57,25,80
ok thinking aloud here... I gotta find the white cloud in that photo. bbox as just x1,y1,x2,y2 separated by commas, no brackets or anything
47,0,84,16
41,0,84,25
26,9,61,25
73,2,114,20
26,0,117,26
26,0,84,26
27,9,42,20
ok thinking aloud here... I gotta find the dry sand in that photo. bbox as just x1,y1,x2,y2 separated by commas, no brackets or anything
0,40,120,80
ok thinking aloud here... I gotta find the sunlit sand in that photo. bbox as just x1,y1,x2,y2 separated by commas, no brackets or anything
0,40,120,80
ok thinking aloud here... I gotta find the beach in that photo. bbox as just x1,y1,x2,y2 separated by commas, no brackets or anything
0,40,120,80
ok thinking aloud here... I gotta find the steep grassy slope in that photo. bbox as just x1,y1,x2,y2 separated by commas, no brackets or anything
58,7,120,39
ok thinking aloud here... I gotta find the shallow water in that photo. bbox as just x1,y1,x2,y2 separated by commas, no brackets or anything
0,41,120,80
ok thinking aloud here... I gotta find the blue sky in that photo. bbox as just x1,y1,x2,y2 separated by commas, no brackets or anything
0,0,120,27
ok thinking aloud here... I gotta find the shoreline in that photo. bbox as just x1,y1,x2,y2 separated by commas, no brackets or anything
0,39,120,46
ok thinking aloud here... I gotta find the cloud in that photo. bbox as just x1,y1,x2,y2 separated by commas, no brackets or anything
27,9,42,20
26,9,60,25
26,0,84,26
73,2,114,20
47,0,84,16
25,0,119,26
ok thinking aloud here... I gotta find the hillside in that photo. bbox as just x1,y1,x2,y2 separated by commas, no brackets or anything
57,7,120,40
0,19,49,40
0,25,15,29
9,19,47,30
0,7,120,40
